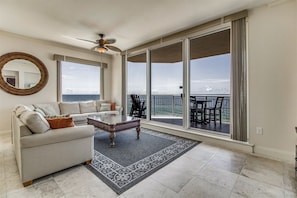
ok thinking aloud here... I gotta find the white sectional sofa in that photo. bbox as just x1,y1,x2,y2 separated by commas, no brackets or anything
12,100,122,186
33,100,122,125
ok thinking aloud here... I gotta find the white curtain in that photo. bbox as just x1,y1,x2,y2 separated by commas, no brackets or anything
231,18,247,141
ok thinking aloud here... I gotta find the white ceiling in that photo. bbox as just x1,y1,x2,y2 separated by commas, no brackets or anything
0,0,275,54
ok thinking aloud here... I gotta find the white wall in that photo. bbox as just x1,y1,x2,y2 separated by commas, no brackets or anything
248,0,297,161
0,31,112,132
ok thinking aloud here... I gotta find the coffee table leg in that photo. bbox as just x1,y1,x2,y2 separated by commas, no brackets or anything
110,132,115,146
136,126,140,139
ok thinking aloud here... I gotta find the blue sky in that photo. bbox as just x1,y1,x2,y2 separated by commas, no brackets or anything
128,54,230,95
61,61,100,94
61,54,230,95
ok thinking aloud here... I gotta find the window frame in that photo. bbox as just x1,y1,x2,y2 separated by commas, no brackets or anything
124,24,235,134
55,55,106,102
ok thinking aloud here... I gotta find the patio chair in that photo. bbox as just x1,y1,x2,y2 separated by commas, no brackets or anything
129,94,146,118
205,96,224,125
190,96,204,123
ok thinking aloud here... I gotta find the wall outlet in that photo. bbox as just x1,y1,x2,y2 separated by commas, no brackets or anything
256,127,263,135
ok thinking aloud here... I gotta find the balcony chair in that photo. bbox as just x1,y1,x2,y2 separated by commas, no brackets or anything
190,96,204,123
205,96,224,125
129,94,146,118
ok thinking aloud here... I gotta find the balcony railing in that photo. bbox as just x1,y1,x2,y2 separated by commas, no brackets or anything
127,94,230,122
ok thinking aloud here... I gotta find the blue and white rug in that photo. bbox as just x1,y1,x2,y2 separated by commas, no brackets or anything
86,128,199,194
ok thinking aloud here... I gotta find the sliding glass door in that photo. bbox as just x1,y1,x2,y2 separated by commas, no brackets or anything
189,29,231,134
125,29,233,135
150,42,183,126
127,52,147,118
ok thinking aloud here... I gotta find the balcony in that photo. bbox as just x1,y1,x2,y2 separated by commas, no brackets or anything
127,94,230,134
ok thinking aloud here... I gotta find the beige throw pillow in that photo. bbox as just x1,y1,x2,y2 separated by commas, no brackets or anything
19,111,50,133
15,105,32,118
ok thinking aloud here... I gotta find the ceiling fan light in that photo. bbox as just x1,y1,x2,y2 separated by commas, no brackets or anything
96,46,108,53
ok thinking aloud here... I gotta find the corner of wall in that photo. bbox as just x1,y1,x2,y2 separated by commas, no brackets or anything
253,145,295,164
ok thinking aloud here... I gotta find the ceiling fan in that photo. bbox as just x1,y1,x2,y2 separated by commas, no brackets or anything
77,33,121,53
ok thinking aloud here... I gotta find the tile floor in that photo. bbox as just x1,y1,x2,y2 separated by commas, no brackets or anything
0,132,296,198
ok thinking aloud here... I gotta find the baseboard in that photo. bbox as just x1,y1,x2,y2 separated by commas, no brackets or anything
141,121,254,154
253,145,295,164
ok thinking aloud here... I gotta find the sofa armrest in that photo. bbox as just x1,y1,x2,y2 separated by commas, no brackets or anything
115,105,123,113
20,125,94,149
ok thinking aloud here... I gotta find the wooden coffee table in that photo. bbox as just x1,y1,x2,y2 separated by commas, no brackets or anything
87,115,141,146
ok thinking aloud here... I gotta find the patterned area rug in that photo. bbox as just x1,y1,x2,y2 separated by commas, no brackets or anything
86,128,199,194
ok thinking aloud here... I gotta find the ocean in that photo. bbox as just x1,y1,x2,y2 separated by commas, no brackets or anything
62,94,230,121
62,94,100,102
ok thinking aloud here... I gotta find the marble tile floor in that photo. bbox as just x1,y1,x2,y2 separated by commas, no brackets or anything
0,132,296,198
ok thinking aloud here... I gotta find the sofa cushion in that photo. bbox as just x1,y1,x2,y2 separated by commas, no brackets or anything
19,111,50,133
70,113,88,122
44,114,70,119
96,100,108,111
88,111,119,117
59,102,80,115
79,101,97,113
99,103,111,111
20,124,33,137
33,104,58,116
46,117,75,129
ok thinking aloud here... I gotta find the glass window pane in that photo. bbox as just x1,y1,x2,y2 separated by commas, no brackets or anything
190,29,231,134
61,61,100,102
151,42,183,126
127,53,146,118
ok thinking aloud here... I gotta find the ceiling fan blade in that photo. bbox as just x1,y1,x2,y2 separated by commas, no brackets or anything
104,39,116,44
106,45,122,52
77,38,98,44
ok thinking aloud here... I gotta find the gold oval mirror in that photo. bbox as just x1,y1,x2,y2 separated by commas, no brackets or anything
0,52,48,95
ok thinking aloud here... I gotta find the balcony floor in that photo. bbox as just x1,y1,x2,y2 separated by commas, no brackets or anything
151,118,230,134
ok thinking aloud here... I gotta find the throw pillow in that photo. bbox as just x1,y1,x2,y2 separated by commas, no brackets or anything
100,103,111,111
15,105,32,117
34,107,46,117
46,117,75,129
110,102,116,111
79,101,97,113
19,111,50,133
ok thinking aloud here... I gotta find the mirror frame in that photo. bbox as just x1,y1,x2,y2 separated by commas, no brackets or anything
0,52,48,95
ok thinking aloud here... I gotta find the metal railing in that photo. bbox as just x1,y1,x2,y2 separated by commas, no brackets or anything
127,94,230,122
